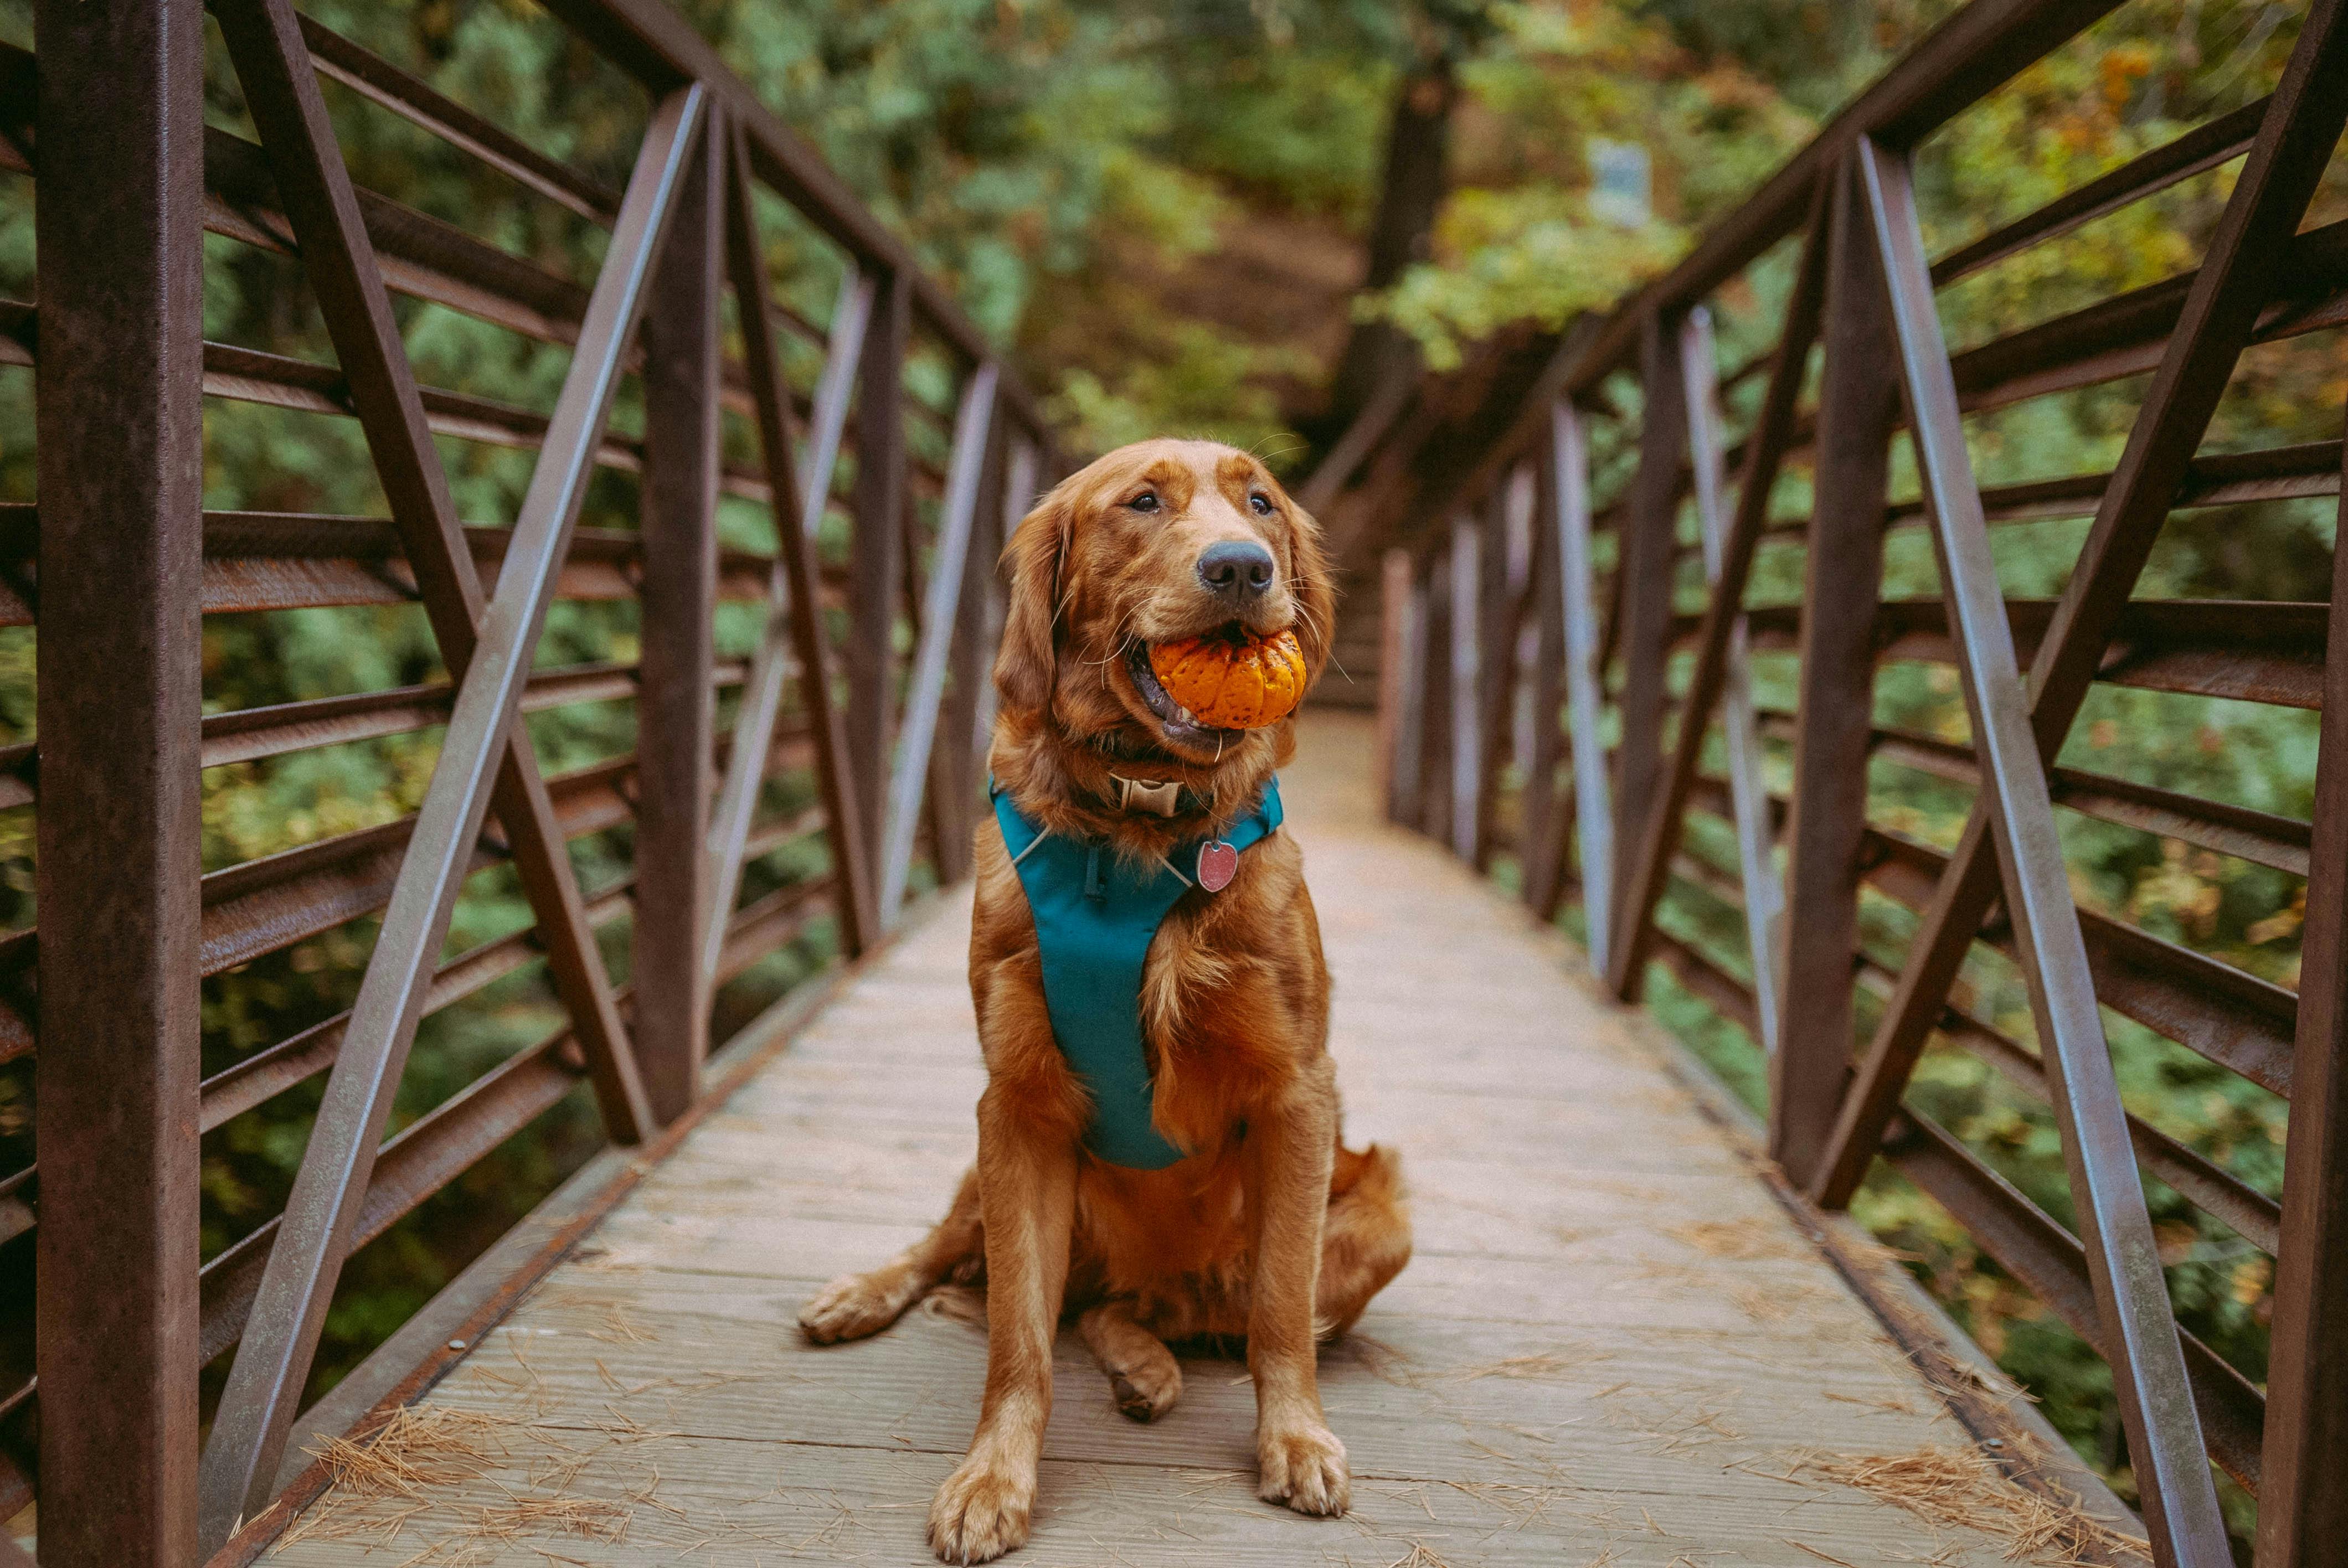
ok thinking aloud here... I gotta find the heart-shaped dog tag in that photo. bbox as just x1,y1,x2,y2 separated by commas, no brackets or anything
1196,839,1238,893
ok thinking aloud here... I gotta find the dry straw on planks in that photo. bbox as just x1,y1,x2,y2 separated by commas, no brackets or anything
1808,1445,2151,1567
303,1405,505,1500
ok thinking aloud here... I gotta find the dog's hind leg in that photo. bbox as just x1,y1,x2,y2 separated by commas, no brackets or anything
800,1166,983,1344
1076,1299,1183,1422
1313,1143,1412,1342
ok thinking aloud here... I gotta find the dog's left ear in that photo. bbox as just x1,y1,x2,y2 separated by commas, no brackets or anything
1284,495,1338,684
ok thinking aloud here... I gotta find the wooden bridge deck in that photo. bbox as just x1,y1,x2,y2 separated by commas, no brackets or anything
261,714,2137,1568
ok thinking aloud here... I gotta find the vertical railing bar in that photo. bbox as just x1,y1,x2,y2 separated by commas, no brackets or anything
1603,312,1690,994
1374,545,1412,822
971,435,1038,767
1520,453,1566,916
1448,515,1482,860
706,189,877,973
1605,175,1831,1041
1391,567,1428,827
632,101,723,1121
879,362,998,924
1472,483,1515,871
1420,546,1454,847
1810,0,2348,1214
845,270,912,894
2258,413,2348,1568
1552,400,1614,977
1681,306,1785,1055
211,0,656,1150
198,85,707,1546
1857,134,2229,1568
1772,157,1894,1187
32,2,205,1561
1506,466,1540,801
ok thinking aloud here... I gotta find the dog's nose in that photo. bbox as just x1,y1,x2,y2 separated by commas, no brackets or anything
1197,540,1275,602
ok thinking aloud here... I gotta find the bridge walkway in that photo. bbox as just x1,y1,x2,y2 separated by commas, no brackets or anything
261,713,2136,1567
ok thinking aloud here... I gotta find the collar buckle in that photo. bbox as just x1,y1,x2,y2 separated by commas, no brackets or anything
1112,776,1183,817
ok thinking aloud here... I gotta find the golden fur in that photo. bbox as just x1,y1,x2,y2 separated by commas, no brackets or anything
799,439,1412,1564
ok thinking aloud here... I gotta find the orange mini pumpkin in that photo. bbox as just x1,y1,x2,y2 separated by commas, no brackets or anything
1147,629,1308,730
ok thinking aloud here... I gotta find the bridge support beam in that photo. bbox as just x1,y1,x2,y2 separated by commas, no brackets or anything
2259,402,2348,1566
635,111,724,1122
32,2,207,1562
847,269,912,900
1772,156,1895,1188
1604,315,1688,996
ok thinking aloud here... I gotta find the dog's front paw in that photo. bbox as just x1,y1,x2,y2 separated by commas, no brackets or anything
799,1270,910,1344
1257,1420,1350,1517
928,1455,1035,1564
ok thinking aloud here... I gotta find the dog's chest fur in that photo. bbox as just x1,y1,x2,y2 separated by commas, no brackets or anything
973,803,1329,1293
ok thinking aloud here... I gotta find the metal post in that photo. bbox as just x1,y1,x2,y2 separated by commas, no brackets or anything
1772,156,1894,1185
2256,406,2348,1568
634,114,722,1120
1552,401,1614,975
1420,549,1454,847
1520,456,1566,915
1376,548,1413,822
846,269,911,894
1605,312,1689,994
1506,467,1539,801
1473,485,1514,871
1448,518,1482,861
33,2,205,1561
1391,568,1428,827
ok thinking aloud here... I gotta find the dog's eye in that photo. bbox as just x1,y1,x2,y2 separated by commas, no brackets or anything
1126,492,1160,514
1248,492,1274,517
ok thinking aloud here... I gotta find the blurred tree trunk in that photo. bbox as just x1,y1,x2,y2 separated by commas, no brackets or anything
1320,56,1457,441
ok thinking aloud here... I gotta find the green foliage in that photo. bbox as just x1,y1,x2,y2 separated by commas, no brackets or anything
1374,185,1686,369
1367,0,1815,367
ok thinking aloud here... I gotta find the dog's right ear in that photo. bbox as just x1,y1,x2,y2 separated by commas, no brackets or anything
992,480,1076,716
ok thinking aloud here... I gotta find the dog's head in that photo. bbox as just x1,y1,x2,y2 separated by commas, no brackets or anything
990,439,1335,816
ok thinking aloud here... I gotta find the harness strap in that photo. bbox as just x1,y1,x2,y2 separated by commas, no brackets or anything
990,778,1284,1169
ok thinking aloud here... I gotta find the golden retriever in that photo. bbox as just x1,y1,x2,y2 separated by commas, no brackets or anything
797,439,1412,1562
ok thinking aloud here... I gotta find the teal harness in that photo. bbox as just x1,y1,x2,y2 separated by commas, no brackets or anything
990,778,1284,1169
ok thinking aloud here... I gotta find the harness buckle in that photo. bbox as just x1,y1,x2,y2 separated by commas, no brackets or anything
1113,776,1183,816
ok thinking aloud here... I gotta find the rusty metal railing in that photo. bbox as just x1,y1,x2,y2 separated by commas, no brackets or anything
1353,2,2348,1564
6,1,1058,1562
